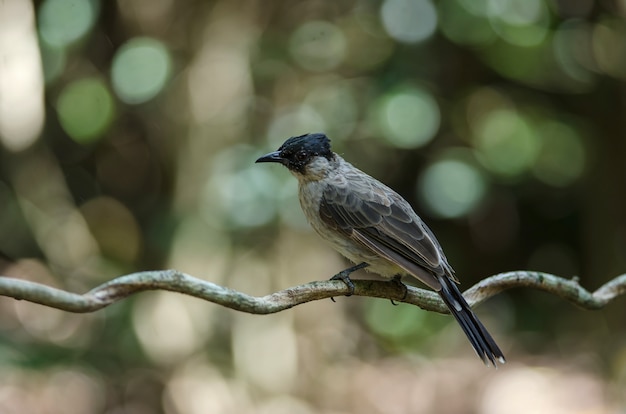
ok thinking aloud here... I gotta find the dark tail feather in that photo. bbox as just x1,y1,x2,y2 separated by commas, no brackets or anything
438,276,505,367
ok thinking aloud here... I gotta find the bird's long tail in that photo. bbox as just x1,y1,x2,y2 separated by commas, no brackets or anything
438,276,505,367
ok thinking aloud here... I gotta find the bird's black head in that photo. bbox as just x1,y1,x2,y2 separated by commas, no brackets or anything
255,133,334,174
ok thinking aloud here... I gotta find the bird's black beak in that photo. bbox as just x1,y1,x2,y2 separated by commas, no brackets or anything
255,150,287,165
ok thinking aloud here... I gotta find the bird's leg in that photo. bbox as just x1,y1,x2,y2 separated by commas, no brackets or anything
389,274,408,306
330,262,369,299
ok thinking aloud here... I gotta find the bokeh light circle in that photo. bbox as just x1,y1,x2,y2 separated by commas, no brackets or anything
381,0,438,44
56,78,115,144
418,157,488,218
377,88,440,149
203,146,282,228
473,109,540,178
38,0,98,48
111,37,172,104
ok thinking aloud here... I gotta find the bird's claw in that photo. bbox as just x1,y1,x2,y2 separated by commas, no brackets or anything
328,262,368,301
330,269,355,296
389,275,408,305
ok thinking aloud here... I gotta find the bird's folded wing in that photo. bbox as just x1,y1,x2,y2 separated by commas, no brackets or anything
319,179,456,290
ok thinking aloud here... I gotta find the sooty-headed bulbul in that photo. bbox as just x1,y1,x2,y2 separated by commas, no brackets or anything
256,133,505,367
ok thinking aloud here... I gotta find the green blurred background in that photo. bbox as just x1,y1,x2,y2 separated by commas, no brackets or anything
0,0,625,412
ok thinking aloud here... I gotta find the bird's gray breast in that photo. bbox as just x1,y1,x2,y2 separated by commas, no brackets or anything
298,180,335,239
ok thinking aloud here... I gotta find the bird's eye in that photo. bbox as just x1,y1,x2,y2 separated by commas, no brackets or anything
295,151,308,162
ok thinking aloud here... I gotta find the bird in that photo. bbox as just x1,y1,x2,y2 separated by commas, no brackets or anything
256,132,505,366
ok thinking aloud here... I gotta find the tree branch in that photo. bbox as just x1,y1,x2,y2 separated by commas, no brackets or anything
0,270,624,314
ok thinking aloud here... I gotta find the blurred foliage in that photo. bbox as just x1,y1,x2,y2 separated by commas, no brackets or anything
0,0,626,412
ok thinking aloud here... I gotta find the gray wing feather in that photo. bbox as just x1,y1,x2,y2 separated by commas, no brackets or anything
319,172,457,290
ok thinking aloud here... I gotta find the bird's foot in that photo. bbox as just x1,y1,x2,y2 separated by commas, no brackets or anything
389,275,408,306
329,262,369,301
